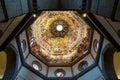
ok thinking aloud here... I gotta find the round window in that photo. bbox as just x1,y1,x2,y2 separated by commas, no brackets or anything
56,25,63,31
21,39,26,53
78,61,88,71
30,37,35,47
54,69,66,78
93,39,99,52
32,61,42,71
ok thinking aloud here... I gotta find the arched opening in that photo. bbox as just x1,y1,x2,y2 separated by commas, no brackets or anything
0,45,17,80
0,51,7,79
103,44,118,80
114,51,120,79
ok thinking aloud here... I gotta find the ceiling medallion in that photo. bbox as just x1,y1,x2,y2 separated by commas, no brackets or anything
50,20,69,37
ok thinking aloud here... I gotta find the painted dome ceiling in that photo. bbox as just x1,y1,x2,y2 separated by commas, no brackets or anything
27,11,92,66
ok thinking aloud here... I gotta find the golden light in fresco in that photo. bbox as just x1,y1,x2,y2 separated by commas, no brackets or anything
27,11,92,66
